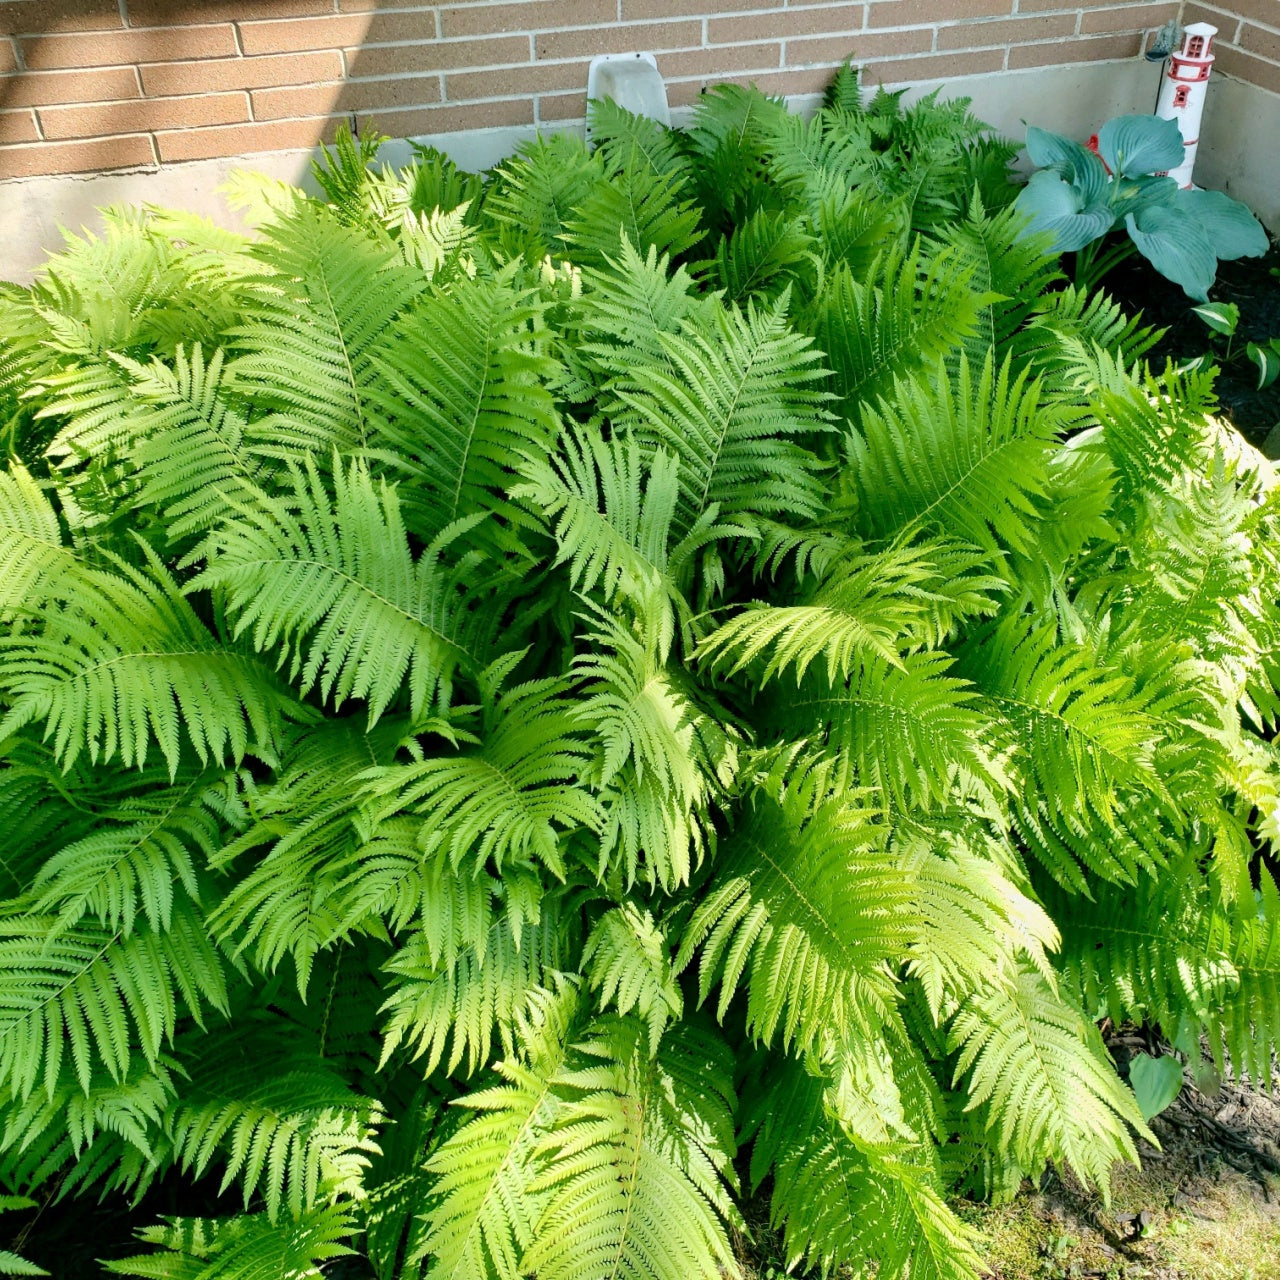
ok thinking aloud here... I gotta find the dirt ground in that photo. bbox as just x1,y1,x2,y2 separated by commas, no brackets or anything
961,1049,1280,1280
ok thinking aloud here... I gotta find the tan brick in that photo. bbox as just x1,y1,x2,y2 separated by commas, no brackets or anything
0,66,140,107
673,65,839,99
862,47,1005,82
709,6,866,45
0,37,14,73
21,24,237,70
346,35,532,79
1080,3,1178,34
442,0,616,37
867,0,1007,26
1008,31,1143,66
624,0,773,15
0,107,37,144
536,21,703,60
250,81,345,120
0,132,154,180
0,0,121,37
938,13,1075,49
787,28,931,64
539,90,587,119
39,90,249,138
359,97,535,136
339,75,444,112
1241,22,1280,64
140,49,343,96
127,0,335,23
156,116,336,163
1214,43,1280,91
658,42,782,78
238,14,373,56
447,60,587,100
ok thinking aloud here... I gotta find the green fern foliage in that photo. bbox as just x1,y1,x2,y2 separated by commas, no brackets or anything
4,76,1280,1280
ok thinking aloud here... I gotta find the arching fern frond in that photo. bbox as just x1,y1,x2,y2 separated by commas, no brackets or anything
848,352,1067,556
193,458,495,723
948,964,1151,1191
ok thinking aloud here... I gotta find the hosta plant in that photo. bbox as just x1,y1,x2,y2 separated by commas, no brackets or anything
1,70,1279,1280
1014,112,1269,299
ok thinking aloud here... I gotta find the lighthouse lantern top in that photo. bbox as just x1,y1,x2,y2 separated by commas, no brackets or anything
1180,21,1217,60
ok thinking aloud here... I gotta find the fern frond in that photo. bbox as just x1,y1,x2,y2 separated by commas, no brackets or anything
417,981,578,1280
949,964,1150,1191
677,788,909,1051
193,458,494,723
168,1020,382,1221
366,274,561,541
524,1017,739,1280
848,352,1067,555
582,904,682,1055
0,463,79,611
696,208,816,305
0,547,291,773
229,202,424,455
103,1203,357,1279
0,904,227,1098
485,134,604,260
612,292,831,532
363,671,602,877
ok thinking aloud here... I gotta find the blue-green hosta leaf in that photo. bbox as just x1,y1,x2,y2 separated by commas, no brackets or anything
1107,173,1179,220
1176,187,1270,261
1128,1052,1183,1121
1097,114,1184,178
1125,204,1217,301
1248,340,1280,390
1023,128,1110,203
1192,301,1239,336
1014,170,1114,253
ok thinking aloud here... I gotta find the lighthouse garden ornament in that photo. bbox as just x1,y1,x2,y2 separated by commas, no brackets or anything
1013,113,1267,300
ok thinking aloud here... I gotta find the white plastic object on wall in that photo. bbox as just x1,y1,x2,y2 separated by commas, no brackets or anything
1155,20,1217,188
585,52,670,135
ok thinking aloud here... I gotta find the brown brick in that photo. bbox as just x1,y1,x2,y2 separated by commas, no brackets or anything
1214,43,1280,91
442,0,615,38
250,81,344,120
624,0,773,15
346,35,532,79
539,90,587,119
1081,2,1178,33
1008,31,1143,66
156,116,336,162
140,49,343,95
447,60,587,100
0,37,14,73
862,47,1004,82
127,0,335,23
659,42,782,78
1178,3,1239,39
359,97,534,136
0,66,140,107
867,0,1007,26
709,6,866,45
788,28,932,64
678,65,841,98
340,75,444,112
1241,22,1280,64
0,107,37,144
0,132,154,180
535,21,703,60
39,90,249,138
0,0,121,37
938,13,1075,49
21,24,237,71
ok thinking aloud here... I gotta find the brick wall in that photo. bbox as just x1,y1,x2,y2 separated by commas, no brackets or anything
1185,0,1280,93
0,0,1245,182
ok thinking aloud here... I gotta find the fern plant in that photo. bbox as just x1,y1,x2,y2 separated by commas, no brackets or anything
2,67,1279,1280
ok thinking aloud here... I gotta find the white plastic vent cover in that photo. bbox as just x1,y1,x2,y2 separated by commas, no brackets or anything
586,52,670,133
